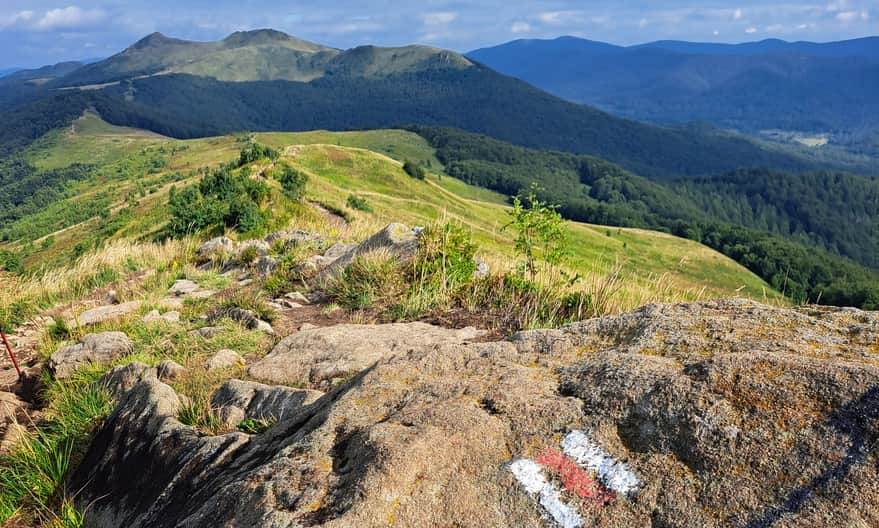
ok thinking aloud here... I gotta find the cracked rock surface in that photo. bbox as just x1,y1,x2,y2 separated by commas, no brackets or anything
71,299,879,528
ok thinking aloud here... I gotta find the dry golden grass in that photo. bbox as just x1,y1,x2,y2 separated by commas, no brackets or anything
0,239,196,330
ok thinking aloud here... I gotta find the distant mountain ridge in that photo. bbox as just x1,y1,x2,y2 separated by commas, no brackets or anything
56,29,473,86
467,35,879,147
0,29,869,179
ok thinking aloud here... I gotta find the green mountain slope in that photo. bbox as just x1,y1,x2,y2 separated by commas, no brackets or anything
0,114,783,308
409,126,879,308
56,29,472,86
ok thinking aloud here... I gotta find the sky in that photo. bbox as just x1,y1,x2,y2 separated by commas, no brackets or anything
0,1,877,68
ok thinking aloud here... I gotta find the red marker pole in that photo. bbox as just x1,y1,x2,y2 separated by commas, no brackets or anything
0,330,21,378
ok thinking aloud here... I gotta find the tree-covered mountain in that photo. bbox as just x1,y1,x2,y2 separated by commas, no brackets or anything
410,126,879,308
467,36,879,147
0,29,848,179
672,168,879,268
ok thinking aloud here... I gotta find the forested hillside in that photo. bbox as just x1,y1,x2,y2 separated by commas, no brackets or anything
412,126,879,308
673,169,879,268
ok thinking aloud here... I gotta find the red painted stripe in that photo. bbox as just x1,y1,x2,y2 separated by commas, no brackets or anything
536,447,614,504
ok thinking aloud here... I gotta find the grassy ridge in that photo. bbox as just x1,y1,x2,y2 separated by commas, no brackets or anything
2,117,781,308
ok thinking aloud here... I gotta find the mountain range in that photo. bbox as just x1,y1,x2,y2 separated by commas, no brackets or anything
468,36,879,149
0,29,856,179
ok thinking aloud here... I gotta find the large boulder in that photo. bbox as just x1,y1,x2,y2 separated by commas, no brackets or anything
49,332,135,379
248,322,486,387
69,300,879,527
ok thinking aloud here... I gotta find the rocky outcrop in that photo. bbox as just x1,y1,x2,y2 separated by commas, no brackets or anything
211,379,322,427
48,332,135,379
315,223,419,280
70,300,879,527
248,322,485,387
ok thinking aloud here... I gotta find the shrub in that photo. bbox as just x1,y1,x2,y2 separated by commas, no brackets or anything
238,245,260,266
412,223,477,295
276,166,308,202
237,143,279,167
505,184,569,280
0,249,24,275
346,194,372,212
403,160,426,180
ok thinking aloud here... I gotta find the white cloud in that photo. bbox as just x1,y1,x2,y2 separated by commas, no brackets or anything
33,6,107,31
713,30,720,35
745,26,758,33
638,18,649,28
537,11,580,24
733,8,743,20
0,10,34,28
510,21,530,33
422,12,457,26
765,24,784,31
835,9,869,21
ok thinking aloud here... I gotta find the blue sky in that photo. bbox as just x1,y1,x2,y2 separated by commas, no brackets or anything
1,1,877,68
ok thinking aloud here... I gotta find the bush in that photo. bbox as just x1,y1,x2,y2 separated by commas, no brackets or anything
0,250,24,275
276,166,308,201
403,160,426,180
346,194,372,212
237,143,279,167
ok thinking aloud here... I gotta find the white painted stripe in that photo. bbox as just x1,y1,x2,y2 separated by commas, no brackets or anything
561,430,640,497
510,459,584,528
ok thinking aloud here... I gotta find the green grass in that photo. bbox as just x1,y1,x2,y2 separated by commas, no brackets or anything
6,114,784,307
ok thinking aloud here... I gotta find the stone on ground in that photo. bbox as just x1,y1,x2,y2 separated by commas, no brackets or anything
205,349,243,371
68,301,142,327
49,332,135,379
157,360,186,381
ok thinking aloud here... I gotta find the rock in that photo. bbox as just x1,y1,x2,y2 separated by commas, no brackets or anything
105,289,119,305
0,392,29,453
69,301,142,327
205,349,243,371
157,360,185,381
298,323,318,331
169,280,199,296
284,292,310,305
323,242,355,259
255,320,274,334
279,300,302,309
264,230,321,249
210,379,322,427
212,308,272,334
188,290,216,299
68,300,879,528
248,323,485,387
254,256,278,277
474,258,490,277
196,237,235,260
49,332,135,379
192,326,223,339
319,223,419,280
98,362,157,398
142,310,181,325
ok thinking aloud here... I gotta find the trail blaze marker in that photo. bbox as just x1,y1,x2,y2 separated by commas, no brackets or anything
509,429,641,527
1,329,22,378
